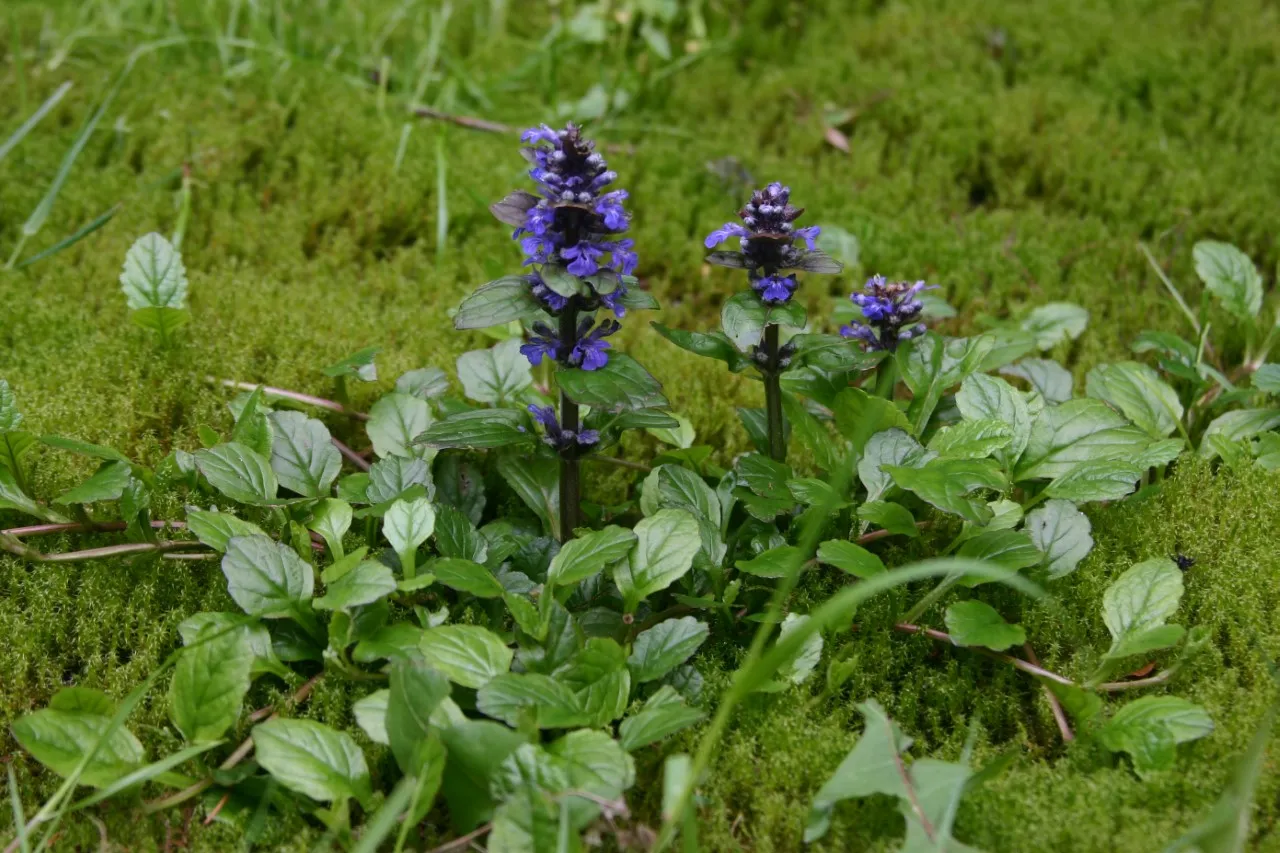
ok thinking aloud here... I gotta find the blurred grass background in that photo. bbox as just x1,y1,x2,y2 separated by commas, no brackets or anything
1,0,1279,849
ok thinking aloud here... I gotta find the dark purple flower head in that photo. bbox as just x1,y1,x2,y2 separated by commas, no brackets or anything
527,272,569,312
704,182,838,305
495,123,638,312
527,404,600,453
840,275,934,351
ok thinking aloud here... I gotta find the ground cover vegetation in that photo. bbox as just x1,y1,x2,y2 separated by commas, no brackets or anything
2,0,1280,851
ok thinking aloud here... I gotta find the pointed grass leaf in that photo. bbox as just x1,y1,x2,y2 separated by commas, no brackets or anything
253,718,372,805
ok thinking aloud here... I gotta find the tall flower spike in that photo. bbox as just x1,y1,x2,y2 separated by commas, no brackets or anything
704,181,830,304
495,123,638,327
527,405,600,453
841,276,934,351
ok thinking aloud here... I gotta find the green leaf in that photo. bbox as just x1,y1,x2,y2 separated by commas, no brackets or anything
194,443,277,504
476,673,586,729
1200,409,1280,457
119,232,187,311
454,276,544,329
1087,361,1184,439
1194,241,1263,320
735,545,802,578
547,525,637,587
1001,358,1074,404
857,500,920,538
457,339,531,405
0,430,35,479
178,612,289,680
322,346,379,381
1103,556,1184,657
614,509,701,612
387,660,451,774
221,534,314,617
956,529,1042,575
368,393,433,460
366,456,433,505
776,613,823,686
431,558,504,598
229,387,273,459
652,323,752,372
0,379,23,431
639,464,722,526
805,698,912,842
497,454,559,539
253,718,372,804
944,600,1026,651
721,291,769,351
558,354,667,412
54,460,131,505
1015,399,1152,481
833,388,913,453
898,333,995,428
858,429,928,501
307,498,352,558
0,466,66,522
265,411,340,497
618,688,705,752
1099,696,1213,778
628,616,709,683
419,625,513,689
816,540,886,578
11,690,146,788
433,503,488,562
396,366,450,400
1025,499,1093,578
1021,302,1088,349
314,560,396,611
1045,458,1143,503
1253,364,1280,395
440,721,528,831
169,622,254,742
956,373,1032,463
418,409,531,450
885,458,1007,524
927,418,1013,460
554,638,631,727
816,224,860,265
185,510,267,554
383,497,436,564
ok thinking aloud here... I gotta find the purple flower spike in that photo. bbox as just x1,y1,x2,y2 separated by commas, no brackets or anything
526,404,600,453
841,276,935,351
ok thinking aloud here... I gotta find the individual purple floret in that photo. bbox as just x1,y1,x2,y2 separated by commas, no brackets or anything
492,123,637,317
518,318,619,371
527,405,600,452
840,275,933,351
704,182,835,304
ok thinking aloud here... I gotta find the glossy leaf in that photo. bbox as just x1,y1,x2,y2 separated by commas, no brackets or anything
419,625,513,689
253,718,372,804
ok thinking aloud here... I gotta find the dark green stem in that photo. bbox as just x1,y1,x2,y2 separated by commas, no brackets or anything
762,323,786,463
558,305,581,542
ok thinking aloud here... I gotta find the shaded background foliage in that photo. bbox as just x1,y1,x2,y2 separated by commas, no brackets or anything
1,0,1279,849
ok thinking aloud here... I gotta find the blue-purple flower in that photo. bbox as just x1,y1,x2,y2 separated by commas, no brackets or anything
840,275,933,351
518,317,620,371
527,404,600,452
492,123,639,317
704,182,836,305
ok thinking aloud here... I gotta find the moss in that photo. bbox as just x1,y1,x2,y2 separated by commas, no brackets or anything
2,0,1280,849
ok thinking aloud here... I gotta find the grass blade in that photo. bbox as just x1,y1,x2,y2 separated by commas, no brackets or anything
15,204,119,270
69,741,223,811
0,81,73,164
7,765,31,853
